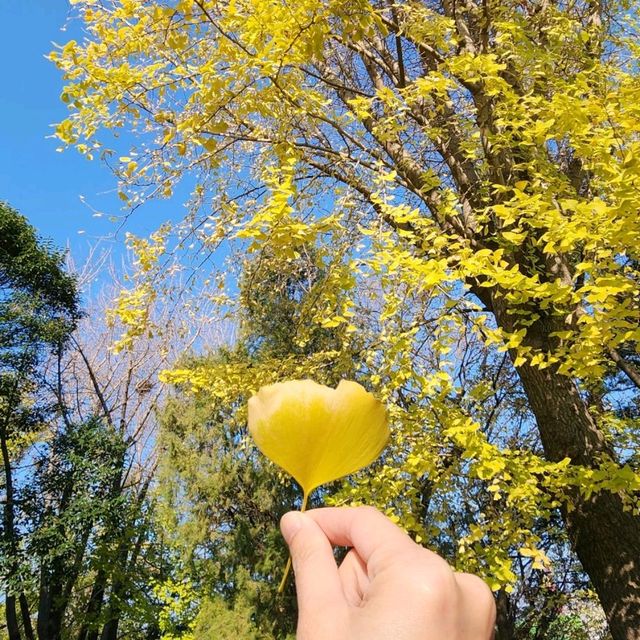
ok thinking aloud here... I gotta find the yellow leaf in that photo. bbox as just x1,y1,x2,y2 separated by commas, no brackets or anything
248,379,389,495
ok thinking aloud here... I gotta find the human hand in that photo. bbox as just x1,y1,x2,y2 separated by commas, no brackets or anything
280,506,496,640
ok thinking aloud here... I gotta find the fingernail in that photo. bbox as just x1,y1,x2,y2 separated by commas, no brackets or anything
280,511,305,544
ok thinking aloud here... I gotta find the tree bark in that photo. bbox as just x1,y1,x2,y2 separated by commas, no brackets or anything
494,590,515,640
5,595,22,640
37,572,66,640
37,569,53,640
77,569,106,640
19,594,35,640
2,416,22,640
608,347,640,391
99,552,127,640
515,360,640,640
99,599,120,640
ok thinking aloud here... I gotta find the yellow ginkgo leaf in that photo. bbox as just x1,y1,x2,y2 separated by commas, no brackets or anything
248,379,389,495
248,379,389,593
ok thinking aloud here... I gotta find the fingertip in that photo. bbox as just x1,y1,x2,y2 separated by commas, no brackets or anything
280,511,306,545
279,509,343,614
303,506,415,569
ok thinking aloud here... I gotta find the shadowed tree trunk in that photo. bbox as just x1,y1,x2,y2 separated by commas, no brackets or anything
77,569,106,640
515,359,640,640
482,288,640,639
2,413,23,640
5,595,22,640
19,594,35,640
494,590,515,640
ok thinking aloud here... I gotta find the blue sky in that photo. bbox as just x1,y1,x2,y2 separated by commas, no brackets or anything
0,1,182,260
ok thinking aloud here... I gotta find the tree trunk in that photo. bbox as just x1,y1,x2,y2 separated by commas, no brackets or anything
98,477,152,640
473,283,640,640
494,590,515,640
98,533,138,640
37,574,65,640
2,420,22,640
99,569,126,640
515,360,640,640
19,594,35,640
5,595,22,640
37,523,92,640
37,573,53,640
79,461,126,640
99,608,120,640
77,569,106,640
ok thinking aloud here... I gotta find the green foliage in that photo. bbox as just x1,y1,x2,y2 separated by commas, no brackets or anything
0,205,166,640
0,202,79,435
154,251,361,637
192,595,288,640
0,202,78,319
240,247,349,359
157,355,299,639
1,202,81,640
21,417,126,582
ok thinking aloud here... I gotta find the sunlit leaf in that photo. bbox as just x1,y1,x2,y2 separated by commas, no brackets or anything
248,379,389,495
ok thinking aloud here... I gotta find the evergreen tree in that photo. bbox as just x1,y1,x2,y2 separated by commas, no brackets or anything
0,202,79,640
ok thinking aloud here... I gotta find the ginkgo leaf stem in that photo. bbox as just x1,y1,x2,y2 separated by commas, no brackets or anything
278,491,309,594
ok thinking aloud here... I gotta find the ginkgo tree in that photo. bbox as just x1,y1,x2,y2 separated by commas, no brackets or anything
52,1,640,638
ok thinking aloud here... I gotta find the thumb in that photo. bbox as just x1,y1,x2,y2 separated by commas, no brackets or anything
280,512,344,621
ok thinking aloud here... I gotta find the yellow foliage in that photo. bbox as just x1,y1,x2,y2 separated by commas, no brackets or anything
53,0,640,593
106,225,169,352
248,379,389,495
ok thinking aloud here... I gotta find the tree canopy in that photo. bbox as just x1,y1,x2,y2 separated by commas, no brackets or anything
51,1,640,638
1,202,80,640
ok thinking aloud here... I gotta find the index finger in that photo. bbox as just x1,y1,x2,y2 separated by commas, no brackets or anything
304,506,418,572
